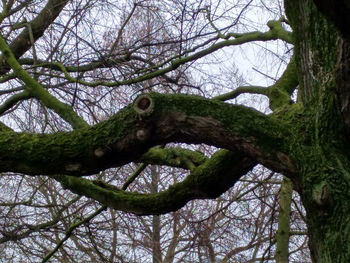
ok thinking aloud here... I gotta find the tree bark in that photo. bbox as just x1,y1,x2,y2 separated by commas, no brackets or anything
1,1,350,261
285,0,350,261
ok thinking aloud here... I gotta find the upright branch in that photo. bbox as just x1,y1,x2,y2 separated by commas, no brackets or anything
214,56,298,111
275,176,293,262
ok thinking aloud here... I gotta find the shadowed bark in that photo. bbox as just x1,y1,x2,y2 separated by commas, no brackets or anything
0,93,296,177
1,0,350,261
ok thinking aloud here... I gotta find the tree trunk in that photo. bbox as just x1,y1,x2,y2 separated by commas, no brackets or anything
285,0,350,262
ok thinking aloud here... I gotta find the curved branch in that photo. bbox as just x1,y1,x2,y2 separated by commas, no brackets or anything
0,90,32,115
140,147,207,171
213,86,268,101
214,56,298,110
54,150,256,215
267,56,298,110
0,93,296,176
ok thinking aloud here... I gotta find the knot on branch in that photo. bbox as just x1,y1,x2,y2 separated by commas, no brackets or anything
94,147,105,157
133,94,154,117
136,129,149,142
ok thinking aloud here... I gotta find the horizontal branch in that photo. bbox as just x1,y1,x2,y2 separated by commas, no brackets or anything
16,20,293,89
213,85,268,101
0,93,297,176
140,147,207,171
54,150,255,215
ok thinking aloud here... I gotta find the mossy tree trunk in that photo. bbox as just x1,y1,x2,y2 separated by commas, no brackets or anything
1,0,350,261
285,0,350,262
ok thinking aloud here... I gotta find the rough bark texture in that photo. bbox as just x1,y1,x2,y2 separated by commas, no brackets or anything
285,0,350,261
0,93,295,176
1,0,350,261
55,150,255,215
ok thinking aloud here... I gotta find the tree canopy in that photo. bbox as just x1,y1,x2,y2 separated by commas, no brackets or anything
0,0,350,262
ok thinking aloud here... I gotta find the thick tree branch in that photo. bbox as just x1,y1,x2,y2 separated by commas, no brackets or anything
0,122,13,132
54,150,256,215
140,147,207,171
275,176,293,262
267,56,298,110
310,1,350,133
0,93,296,177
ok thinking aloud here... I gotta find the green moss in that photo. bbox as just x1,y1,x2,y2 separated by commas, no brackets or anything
149,92,289,144
268,88,292,110
276,176,293,263
286,0,339,104
141,147,207,170
0,103,140,175
0,34,87,129
186,149,250,198
55,149,254,215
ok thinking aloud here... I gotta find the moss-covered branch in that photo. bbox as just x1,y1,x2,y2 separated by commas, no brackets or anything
214,56,299,110
54,150,255,215
0,90,32,115
0,93,296,176
227,18,293,44
0,0,69,74
267,56,298,110
140,147,207,171
0,34,87,129
213,86,268,101
14,20,293,89
0,122,13,132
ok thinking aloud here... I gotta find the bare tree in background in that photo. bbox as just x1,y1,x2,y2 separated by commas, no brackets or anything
1,0,348,262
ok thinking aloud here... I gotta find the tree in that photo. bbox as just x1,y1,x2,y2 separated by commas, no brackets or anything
0,0,348,262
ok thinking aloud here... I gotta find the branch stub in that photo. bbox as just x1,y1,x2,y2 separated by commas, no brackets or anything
134,94,154,117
